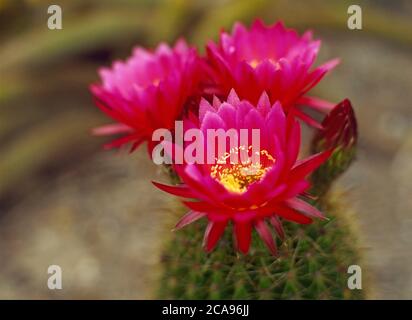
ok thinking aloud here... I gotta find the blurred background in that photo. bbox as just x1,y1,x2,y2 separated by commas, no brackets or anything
0,0,411,299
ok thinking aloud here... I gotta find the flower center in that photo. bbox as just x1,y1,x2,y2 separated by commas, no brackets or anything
210,148,275,193
248,58,279,69
249,59,260,69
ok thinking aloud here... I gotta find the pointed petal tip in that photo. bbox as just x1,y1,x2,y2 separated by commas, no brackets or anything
203,219,228,252
227,88,240,104
255,220,277,255
174,211,206,230
323,58,341,70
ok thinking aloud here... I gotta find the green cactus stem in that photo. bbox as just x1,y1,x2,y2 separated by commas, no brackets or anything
158,192,366,300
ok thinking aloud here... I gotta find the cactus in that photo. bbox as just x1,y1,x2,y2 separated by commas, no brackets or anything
158,100,364,300
158,192,365,300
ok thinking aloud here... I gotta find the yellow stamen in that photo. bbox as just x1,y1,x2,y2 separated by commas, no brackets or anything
249,59,260,69
210,147,275,193
248,58,279,69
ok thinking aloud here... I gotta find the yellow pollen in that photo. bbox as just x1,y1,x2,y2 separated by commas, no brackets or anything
210,147,275,194
248,58,279,69
249,59,260,69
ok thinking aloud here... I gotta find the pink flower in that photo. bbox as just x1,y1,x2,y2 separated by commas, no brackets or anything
206,19,339,128
153,91,331,255
90,39,203,152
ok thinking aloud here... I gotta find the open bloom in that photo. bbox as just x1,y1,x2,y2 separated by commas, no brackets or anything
153,91,332,255
90,39,203,152
206,19,339,128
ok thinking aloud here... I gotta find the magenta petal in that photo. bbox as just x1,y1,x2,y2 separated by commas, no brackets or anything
256,91,271,115
216,103,237,128
212,95,222,108
199,98,216,122
200,111,227,131
286,119,301,168
92,123,133,136
103,134,141,150
227,89,241,105
255,220,277,255
291,150,332,180
298,96,335,114
266,102,286,145
302,58,340,94
285,197,325,219
203,220,228,252
174,211,206,230
255,60,278,87
282,180,310,199
91,39,202,154
183,200,229,214
234,220,252,254
152,181,194,198
244,108,265,129
319,58,340,72
293,108,323,129
269,216,285,240
205,19,339,112
272,205,312,224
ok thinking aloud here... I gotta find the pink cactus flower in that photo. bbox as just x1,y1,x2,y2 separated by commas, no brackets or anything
90,39,204,153
153,91,332,255
206,19,340,128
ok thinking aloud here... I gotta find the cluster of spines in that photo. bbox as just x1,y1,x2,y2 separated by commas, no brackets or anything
159,195,364,300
